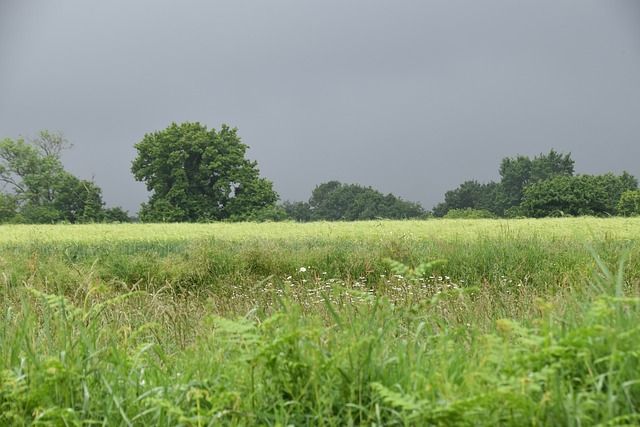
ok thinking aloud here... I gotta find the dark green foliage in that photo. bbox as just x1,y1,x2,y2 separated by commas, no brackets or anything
519,174,608,217
131,122,278,222
0,193,20,223
0,131,127,224
594,171,638,216
299,180,426,221
282,200,313,222
51,173,105,223
499,149,574,211
434,150,574,217
102,206,132,223
432,180,502,217
618,190,640,216
435,150,639,218
519,173,638,218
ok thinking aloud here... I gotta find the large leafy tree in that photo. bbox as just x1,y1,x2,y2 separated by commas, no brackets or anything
131,122,278,222
0,131,116,223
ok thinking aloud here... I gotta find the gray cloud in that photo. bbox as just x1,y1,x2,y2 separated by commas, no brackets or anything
1,1,639,214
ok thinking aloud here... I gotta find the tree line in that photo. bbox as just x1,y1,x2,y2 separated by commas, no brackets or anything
433,149,640,218
1,123,639,224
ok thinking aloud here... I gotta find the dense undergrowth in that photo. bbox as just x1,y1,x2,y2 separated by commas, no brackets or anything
1,219,640,425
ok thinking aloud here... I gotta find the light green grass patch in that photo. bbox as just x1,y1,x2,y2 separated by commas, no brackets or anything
2,217,640,245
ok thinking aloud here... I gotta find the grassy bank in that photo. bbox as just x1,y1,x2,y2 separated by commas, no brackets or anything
1,218,640,425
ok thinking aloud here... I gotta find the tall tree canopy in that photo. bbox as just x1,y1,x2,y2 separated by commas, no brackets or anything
131,122,278,222
0,131,123,223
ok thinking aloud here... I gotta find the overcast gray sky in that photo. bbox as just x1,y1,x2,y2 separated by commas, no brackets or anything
1,1,639,215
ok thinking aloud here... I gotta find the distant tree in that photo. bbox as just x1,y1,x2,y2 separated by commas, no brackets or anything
52,173,105,223
131,122,278,222
593,172,638,216
307,181,426,221
498,155,532,211
433,149,635,219
0,193,20,223
617,190,640,216
0,131,127,223
529,149,575,182
0,132,66,208
519,174,609,217
282,200,312,222
499,149,574,211
308,181,343,219
380,193,427,219
244,205,290,222
432,180,502,217
103,206,132,223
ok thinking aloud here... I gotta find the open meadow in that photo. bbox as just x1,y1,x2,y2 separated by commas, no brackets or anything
2,218,640,426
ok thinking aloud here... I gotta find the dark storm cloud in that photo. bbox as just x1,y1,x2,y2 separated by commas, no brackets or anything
1,1,639,214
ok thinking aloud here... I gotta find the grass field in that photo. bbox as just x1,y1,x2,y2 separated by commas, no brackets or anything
1,218,640,425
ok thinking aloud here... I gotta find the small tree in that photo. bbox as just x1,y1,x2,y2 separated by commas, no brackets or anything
131,122,278,222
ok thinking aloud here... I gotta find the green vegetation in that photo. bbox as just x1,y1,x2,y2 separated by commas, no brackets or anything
2,219,640,425
0,131,130,224
131,122,278,222
2,127,638,223
434,149,638,219
618,189,640,217
283,180,427,221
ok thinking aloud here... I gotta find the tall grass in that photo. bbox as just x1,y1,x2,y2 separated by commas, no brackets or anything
1,219,640,425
